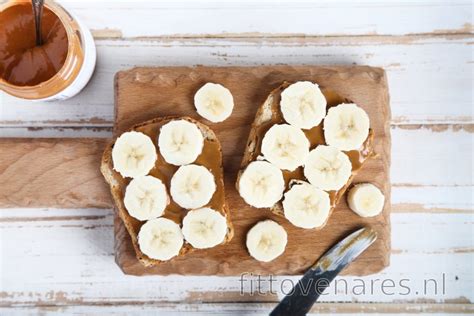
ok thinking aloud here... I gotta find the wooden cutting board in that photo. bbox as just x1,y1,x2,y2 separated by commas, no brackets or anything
0,138,112,208
113,65,391,276
0,65,390,276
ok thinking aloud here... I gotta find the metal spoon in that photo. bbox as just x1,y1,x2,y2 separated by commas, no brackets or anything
31,0,45,46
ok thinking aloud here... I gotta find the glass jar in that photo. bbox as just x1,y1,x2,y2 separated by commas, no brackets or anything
0,0,96,101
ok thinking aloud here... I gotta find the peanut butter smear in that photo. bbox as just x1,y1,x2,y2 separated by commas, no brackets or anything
115,118,226,235
0,3,68,86
249,83,374,207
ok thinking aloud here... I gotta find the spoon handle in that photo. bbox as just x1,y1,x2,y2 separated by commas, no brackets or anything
31,0,45,46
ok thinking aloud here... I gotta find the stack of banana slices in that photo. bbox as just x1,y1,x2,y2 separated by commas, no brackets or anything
239,81,385,262
111,119,230,262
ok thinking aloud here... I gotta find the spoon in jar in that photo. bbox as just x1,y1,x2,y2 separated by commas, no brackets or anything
31,0,45,46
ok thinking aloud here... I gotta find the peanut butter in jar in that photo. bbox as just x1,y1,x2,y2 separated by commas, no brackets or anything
0,0,96,101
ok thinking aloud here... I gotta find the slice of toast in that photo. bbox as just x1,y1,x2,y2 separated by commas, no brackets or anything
237,82,375,226
101,116,234,267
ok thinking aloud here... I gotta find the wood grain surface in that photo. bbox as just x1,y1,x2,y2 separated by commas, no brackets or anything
0,138,112,208
113,65,391,276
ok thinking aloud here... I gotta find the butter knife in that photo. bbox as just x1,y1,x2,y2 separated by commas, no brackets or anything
270,227,377,316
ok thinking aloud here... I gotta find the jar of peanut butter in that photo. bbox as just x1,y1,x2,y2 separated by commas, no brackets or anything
0,0,96,101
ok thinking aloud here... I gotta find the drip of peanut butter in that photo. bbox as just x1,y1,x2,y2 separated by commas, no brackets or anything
0,3,68,86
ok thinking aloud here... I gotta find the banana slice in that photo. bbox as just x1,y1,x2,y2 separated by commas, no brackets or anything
347,183,385,217
138,218,184,261
182,207,228,249
261,124,310,171
238,160,285,208
324,103,370,151
283,182,331,229
280,81,327,129
170,164,216,209
304,145,352,191
158,120,204,166
194,82,234,123
112,131,157,178
246,220,288,262
124,176,169,221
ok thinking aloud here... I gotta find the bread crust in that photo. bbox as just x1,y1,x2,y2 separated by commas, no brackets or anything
101,116,234,267
236,82,375,227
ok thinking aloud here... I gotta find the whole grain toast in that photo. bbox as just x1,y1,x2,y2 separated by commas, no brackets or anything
101,116,234,267
237,82,375,226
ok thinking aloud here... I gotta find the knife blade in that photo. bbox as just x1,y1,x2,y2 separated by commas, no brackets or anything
270,227,377,316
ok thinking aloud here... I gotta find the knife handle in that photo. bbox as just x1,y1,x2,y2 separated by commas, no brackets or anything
269,269,340,316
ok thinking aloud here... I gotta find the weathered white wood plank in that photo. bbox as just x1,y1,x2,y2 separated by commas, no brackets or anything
391,125,473,186
0,209,472,306
0,127,112,138
57,1,473,37
1,304,473,315
392,185,473,214
1,36,472,126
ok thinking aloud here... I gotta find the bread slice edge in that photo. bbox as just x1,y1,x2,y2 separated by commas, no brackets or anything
101,116,234,267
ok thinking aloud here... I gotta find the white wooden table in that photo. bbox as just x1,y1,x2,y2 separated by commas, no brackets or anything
0,1,473,314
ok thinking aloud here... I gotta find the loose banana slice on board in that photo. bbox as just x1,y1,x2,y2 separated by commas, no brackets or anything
347,183,385,217
194,82,234,123
246,220,288,262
